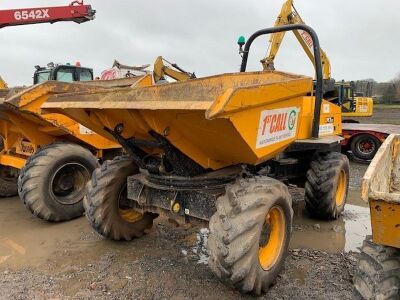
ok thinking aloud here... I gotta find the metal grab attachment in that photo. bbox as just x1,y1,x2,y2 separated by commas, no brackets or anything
240,24,323,138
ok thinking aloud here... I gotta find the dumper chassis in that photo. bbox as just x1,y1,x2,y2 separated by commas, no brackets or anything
46,24,350,295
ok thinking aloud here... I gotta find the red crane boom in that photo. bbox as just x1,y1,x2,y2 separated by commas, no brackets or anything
0,1,95,28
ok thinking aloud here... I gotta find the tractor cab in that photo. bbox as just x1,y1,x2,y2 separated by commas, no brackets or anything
33,62,93,85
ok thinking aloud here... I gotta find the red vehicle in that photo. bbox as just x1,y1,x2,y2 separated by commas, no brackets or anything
341,123,400,160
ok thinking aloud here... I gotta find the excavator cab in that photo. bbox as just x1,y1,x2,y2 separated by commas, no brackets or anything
333,81,356,112
333,81,373,118
33,62,93,84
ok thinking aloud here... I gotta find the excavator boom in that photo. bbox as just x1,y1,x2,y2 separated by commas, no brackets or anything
261,0,373,117
153,56,195,82
0,1,95,28
261,0,331,80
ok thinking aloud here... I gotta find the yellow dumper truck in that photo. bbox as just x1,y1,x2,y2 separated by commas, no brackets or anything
354,134,400,299
0,78,141,221
44,25,349,294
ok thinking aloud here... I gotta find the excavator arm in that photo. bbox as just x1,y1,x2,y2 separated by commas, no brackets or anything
261,0,331,80
153,56,195,82
0,1,95,28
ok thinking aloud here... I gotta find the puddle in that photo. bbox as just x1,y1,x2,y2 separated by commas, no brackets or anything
0,197,115,269
347,188,368,208
290,202,371,253
0,184,371,272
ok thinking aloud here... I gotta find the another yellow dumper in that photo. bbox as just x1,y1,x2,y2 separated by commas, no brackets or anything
354,134,400,299
44,25,349,294
0,78,141,221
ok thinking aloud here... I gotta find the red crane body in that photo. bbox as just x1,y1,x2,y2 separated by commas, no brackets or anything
0,1,95,28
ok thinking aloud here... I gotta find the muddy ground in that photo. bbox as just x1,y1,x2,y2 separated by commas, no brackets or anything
1,107,396,300
0,164,368,300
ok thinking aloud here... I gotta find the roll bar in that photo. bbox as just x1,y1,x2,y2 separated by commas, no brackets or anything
240,24,323,139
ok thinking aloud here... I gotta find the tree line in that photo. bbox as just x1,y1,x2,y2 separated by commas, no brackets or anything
354,74,400,104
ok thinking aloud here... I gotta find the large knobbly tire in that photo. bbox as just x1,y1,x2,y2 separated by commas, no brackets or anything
18,143,98,222
0,166,19,197
354,236,400,300
305,151,349,220
351,134,381,161
84,155,157,241
208,177,293,295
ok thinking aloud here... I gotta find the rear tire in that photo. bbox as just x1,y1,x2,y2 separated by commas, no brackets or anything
84,155,157,241
305,152,349,219
208,177,293,295
351,134,381,161
354,236,400,300
0,138,18,197
18,143,97,222
0,165,18,197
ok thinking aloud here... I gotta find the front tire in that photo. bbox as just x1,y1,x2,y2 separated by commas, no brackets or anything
208,177,293,295
354,236,400,300
18,143,97,222
305,152,349,220
84,155,157,241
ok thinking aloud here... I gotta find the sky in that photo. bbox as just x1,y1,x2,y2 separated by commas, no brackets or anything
0,0,399,86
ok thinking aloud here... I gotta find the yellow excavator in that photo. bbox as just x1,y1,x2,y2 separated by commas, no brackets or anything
261,0,373,118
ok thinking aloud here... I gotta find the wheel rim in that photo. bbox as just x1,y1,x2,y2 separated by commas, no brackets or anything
335,170,347,206
50,162,90,205
357,138,376,155
258,206,286,271
118,184,143,223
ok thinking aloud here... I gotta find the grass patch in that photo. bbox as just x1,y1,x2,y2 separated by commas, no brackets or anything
374,104,400,109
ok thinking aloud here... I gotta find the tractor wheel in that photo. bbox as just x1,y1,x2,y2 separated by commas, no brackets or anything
84,155,158,241
208,177,293,295
18,143,97,222
351,134,381,161
305,151,349,220
0,165,19,197
354,236,400,300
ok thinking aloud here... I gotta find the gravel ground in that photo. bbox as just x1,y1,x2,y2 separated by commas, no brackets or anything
0,167,367,300
0,218,362,300
2,105,392,299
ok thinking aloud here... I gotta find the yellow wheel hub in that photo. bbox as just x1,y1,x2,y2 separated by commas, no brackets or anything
335,170,347,206
119,209,143,223
258,206,286,271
